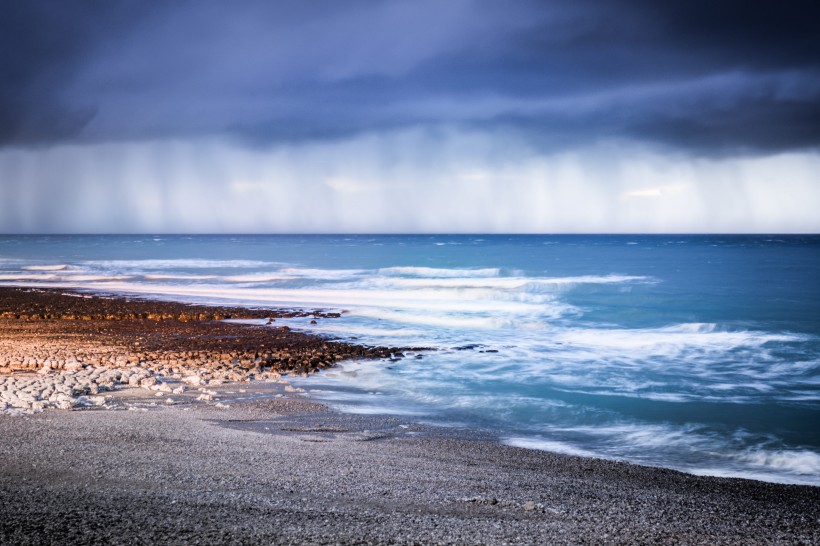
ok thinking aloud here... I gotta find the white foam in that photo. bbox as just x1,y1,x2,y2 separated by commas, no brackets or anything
535,274,651,285
540,423,701,445
62,275,133,282
143,274,218,280
738,449,820,476
688,448,820,485
610,424,708,449
277,268,366,279
306,324,428,338
378,266,500,277
69,282,561,317
361,274,649,291
482,429,820,485
551,323,801,354
222,274,295,283
504,437,599,458
0,274,59,281
630,392,692,403
352,307,533,330
362,277,537,290
686,466,820,486
21,264,69,271
324,404,426,416
0,274,131,282
83,259,274,269
300,389,373,402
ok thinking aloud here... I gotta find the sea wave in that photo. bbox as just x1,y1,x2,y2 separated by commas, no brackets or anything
278,268,367,279
21,264,70,271
83,259,276,269
222,274,296,283
378,266,501,277
551,323,802,354
0,274,60,281
0,274,132,282
37,282,569,319
738,448,820,476
143,274,219,280
358,274,651,290
504,424,820,485
503,437,600,458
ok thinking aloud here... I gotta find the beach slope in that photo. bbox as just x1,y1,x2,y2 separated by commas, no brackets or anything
1,399,819,545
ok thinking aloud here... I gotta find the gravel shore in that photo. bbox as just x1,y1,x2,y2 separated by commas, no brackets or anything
2,397,819,545
1,287,818,544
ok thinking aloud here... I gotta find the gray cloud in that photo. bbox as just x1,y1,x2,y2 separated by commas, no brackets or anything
2,0,819,154
0,1,154,144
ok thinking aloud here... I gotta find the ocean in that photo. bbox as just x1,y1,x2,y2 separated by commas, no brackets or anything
1,234,818,485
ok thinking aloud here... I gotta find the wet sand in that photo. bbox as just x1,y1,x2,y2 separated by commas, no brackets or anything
1,288,818,544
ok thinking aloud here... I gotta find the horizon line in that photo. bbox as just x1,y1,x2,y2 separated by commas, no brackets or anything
2,232,820,237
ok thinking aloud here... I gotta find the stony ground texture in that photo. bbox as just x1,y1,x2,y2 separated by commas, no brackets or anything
0,288,401,377
1,399,819,545
0,287,341,322
0,287,411,413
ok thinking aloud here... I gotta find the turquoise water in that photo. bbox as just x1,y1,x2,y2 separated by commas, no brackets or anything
1,234,819,484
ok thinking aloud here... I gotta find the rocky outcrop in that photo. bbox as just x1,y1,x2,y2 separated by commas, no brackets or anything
0,287,427,414
0,287,342,322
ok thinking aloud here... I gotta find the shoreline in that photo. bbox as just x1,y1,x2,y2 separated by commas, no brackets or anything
1,287,819,543
0,287,411,413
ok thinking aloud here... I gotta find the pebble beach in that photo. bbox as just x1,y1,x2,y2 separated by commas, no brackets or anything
1,287,819,544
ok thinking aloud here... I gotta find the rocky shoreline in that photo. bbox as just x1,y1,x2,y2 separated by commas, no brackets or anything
2,287,819,544
0,287,414,414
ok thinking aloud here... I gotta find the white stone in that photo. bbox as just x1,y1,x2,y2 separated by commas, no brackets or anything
183,375,202,386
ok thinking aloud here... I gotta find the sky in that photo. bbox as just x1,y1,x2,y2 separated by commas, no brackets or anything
1,0,819,233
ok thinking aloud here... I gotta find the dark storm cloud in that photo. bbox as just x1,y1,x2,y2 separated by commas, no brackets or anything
0,1,154,144
2,0,819,154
